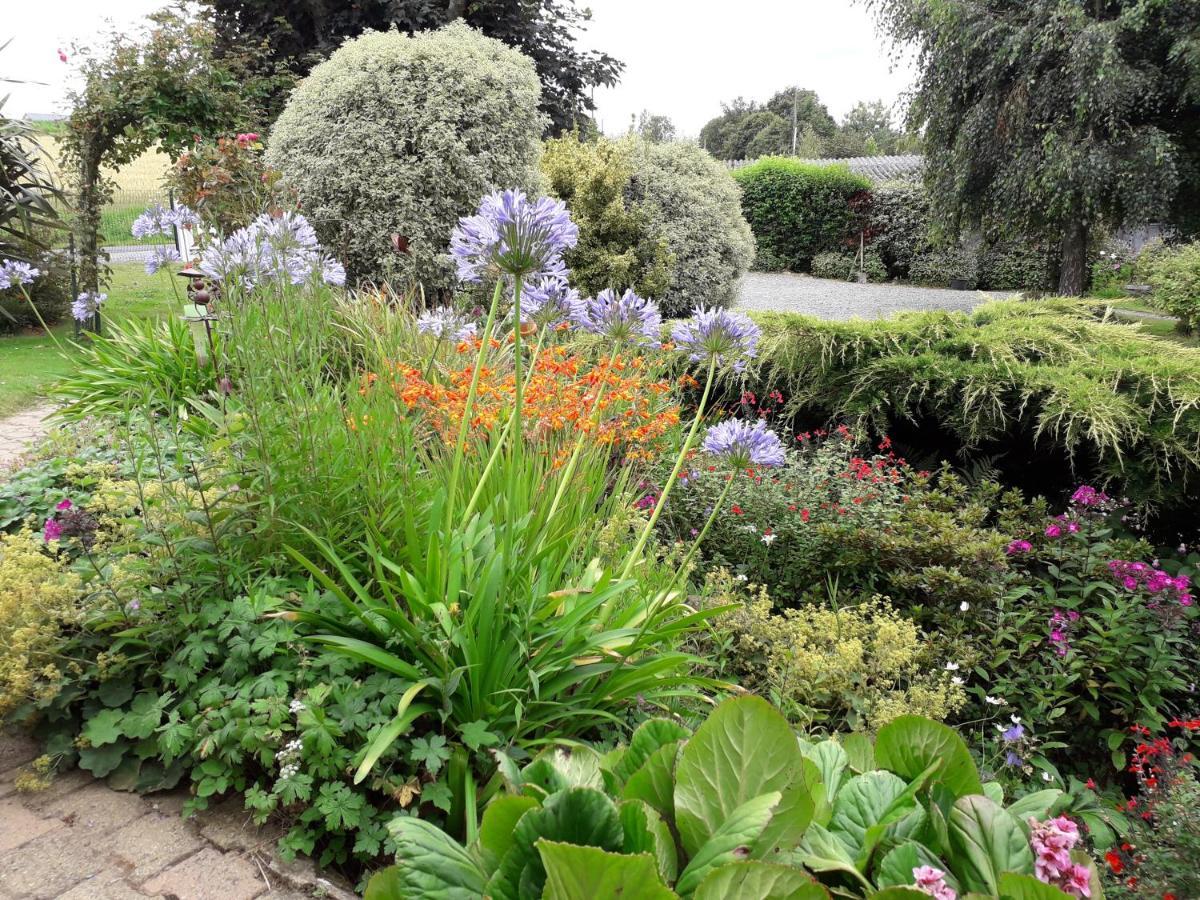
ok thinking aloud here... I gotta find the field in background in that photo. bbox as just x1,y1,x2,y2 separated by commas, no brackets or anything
32,134,172,246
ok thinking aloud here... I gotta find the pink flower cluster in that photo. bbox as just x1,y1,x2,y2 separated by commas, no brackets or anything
1107,560,1193,607
912,865,956,900
1070,485,1110,508
1047,608,1080,657
1029,816,1092,897
1006,539,1033,555
42,498,73,543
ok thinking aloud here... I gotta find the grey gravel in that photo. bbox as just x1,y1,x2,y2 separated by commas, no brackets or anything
735,271,1017,320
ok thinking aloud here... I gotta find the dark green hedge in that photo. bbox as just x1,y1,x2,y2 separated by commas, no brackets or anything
732,158,871,271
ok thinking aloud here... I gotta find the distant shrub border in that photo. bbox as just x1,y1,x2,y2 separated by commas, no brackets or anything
745,299,1200,523
732,157,870,272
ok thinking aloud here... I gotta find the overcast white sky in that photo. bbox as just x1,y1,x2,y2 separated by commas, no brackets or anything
4,0,916,136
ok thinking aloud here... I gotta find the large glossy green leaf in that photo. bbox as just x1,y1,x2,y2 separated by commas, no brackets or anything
875,716,983,799
1005,789,1063,826
875,841,960,892
996,872,1074,899
694,862,828,900
376,818,488,899
675,792,781,896
478,794,540,870
947,796,1034,895
754,770,818,861
830,771,909,851
522,746,604,797
798,822,872,892
537,841,678,900
842,732,876,774
615,719,692,785
486,787,623,900
799,739,849,802
674,697,804,857
620,800,679,884
623,740,681,824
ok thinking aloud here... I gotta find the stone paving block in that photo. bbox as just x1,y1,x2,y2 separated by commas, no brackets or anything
57,870,164,899
262,852,358,900
0,799,63,852
0,826,111,898
199,796,284,852
0,733,40,772
96,809,206,884
40,781,149,834
140,847,268,900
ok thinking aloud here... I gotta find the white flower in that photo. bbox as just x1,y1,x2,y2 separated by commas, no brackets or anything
959,601,970,612
735,573,748,582
985,695,1005,706
1099,251,1107,258
1041,771,1052,782
951,676,964,686
944,662,960,671
761,533,776,545
1011,715,1022,724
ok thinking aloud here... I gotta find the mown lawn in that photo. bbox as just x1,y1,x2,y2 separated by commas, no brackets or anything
0,262,180,417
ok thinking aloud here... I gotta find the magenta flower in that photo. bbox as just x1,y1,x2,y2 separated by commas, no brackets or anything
1045,523,1062,538
55,499,73,511
1006,539,1032,555
912,866,956,900
43,518,63,542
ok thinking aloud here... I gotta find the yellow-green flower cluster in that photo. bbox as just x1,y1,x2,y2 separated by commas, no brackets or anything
0,528,81,717
701,570,966,732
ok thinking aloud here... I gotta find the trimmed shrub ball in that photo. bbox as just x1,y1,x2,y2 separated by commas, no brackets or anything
266,22,547,289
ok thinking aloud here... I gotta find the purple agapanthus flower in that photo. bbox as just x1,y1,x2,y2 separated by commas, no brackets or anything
701,418,787,469
1001,723,1025,742
671,305,761,370
521,271,581,328
168,205,201,229
199,211,345,289
573,288,662,343
416,306,477,342
145,246,182,276
450,190,578,282
72,291,106,322
0,259,39,290
131,203,174,239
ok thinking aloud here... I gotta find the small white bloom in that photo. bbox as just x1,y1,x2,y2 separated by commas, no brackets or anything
1041,771,1052,782
1010,715,1021,724
761,533,776,545
735,573,748,582
951,676,964,686
985,695,1005,706
944,662,960,671
959,601,970,612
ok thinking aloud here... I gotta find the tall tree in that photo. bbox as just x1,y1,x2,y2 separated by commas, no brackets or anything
201,0,623,135
867,0,1200,294
634,110,676,143
700,87,835,159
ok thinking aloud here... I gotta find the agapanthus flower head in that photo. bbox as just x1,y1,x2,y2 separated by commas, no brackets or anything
520,271,581,328
72,292,106,322
168,205,201,229
131,203,175,238
450,190,578,282
199,211,345,289
671,305,761,369
701,418,787,469
145,246,182,276
574,288,662,343
416,306,477,342
0,259,40,290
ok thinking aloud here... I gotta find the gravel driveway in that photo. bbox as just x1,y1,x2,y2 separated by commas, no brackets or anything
736,272,1017,320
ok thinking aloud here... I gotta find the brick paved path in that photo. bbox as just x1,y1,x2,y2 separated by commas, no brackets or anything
0,733,357,900
0,404,56,470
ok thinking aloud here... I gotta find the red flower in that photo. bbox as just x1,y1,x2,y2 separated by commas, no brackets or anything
800,509,810,523
1105,851,1124,874
731,504,743,516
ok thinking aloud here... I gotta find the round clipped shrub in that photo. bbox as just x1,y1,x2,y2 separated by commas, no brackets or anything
811,251,854,281
625,138,755,317
732,157,870,272
542,135,754,317
1145,240,1200,332
266,22,546,288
